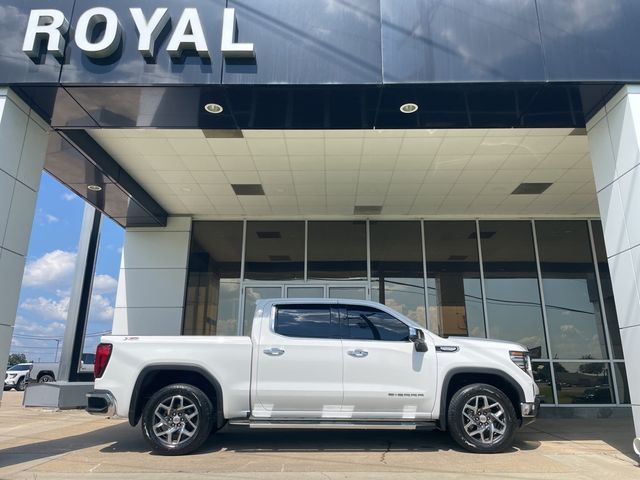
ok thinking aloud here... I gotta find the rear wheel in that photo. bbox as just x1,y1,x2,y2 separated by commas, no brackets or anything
141,383,214,455
447,383,517,453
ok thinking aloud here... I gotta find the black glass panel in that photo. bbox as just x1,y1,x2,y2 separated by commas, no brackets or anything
275,305,333,339
536,221,608,360
592,221,624,359
480,221,547,358
183,222,243,335
554,362,614,405
346,306,410,342
370,221,426,326
245,221,304,281
614,363,631,404
532,362,554,404
424,221,485,338
307,221,367,280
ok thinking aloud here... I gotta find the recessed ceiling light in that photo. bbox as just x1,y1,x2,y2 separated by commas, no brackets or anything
204,103,224,114
400,103,419,114
87,185,102,192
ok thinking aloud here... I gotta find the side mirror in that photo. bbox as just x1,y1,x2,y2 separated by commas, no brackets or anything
409,328,428,352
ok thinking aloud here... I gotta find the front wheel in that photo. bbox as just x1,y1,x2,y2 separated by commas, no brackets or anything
141,384,214,456
447,383,517,453
15,378,26,392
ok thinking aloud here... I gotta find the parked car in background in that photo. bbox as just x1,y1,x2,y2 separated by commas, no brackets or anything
29,362,59,383
4,363,31,391
80,353,96,373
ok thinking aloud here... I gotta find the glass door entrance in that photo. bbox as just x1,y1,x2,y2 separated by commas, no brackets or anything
242,283,368,334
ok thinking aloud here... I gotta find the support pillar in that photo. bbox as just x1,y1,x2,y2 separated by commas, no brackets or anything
113,216,192,335
0,88,49,403
58,204,101,383
587,85,640,456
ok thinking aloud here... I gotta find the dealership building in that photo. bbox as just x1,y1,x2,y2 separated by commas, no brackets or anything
1,0,639,452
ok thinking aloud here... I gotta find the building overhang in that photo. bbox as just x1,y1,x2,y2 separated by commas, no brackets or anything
3,0,637,225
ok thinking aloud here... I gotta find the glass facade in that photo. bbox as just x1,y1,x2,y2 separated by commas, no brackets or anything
182,219,628,406
184,222,243,336
370,221,426,326
480,221,547,358
424,221,485,338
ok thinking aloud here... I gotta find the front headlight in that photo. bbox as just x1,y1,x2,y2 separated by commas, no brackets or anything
509,350,533,378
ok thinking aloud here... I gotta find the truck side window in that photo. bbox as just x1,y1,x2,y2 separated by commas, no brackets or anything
346,306,410,341
275,305,333,339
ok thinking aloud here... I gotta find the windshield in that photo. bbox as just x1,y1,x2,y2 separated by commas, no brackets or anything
8,364,31,371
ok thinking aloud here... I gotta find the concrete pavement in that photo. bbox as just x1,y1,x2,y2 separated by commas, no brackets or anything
0,390,638,480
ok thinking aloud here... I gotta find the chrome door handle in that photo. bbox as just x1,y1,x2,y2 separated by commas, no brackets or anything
347,349,368,358
264,347,285,356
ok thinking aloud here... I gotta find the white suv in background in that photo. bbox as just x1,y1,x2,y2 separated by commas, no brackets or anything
4,363,31,391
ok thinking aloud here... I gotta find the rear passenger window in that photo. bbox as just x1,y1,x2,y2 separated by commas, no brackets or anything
275,305,334,338
346,306,410,341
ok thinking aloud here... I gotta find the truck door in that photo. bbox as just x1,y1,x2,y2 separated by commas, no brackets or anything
254,303,343,418
340,305,437,420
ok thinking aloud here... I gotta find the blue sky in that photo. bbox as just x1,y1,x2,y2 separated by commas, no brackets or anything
10,172,124,362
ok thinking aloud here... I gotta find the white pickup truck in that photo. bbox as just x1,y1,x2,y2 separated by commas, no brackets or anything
87,299,541,455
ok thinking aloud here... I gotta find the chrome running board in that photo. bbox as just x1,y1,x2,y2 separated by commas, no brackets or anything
228,419,435,430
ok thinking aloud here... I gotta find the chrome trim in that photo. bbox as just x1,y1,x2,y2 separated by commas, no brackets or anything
230,419,435,430
520,395,542,425
435,346,459,353
86,391,117,417
347,349,368,358
263,347,285,356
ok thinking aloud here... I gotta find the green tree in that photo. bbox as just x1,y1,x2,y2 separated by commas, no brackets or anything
7,353,27,366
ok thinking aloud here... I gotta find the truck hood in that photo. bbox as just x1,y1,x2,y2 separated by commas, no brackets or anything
445,336,528,353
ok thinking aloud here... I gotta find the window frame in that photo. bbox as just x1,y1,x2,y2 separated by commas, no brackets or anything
273,304,340,339
339,304,412,342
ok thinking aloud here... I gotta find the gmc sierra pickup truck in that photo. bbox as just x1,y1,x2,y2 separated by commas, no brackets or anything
87,299,541,455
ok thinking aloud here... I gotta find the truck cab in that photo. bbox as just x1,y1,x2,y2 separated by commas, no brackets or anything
87,299,540,455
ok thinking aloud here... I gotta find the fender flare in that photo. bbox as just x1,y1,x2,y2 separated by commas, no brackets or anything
437,367,525,431
128,363,225,427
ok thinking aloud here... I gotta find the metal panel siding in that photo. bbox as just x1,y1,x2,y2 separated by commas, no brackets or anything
537,0,640,81
380,0,546,83
224,0,382,85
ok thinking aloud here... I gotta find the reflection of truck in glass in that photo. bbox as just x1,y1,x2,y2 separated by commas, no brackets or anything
87,299,541,456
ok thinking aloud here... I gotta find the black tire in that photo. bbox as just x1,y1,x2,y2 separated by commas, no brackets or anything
15,378,26,392
141,383,215,456
447,383,517,454
38,374,55,383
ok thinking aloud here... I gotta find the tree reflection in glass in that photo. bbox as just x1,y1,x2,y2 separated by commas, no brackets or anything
480,221,547,358
536,221,608,360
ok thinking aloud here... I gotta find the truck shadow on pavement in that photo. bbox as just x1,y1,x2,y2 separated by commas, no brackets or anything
0,423,542,469
100,425,541,455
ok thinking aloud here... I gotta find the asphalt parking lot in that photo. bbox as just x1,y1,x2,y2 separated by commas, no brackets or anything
0,390,638,480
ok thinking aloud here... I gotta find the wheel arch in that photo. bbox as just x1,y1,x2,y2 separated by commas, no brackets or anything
36,370,56,381
129,364,225,429
437,367,525,431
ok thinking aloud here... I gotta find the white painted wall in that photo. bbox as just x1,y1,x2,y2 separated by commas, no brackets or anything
587,85,640,449
112,216,192,335
0,87,49,400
